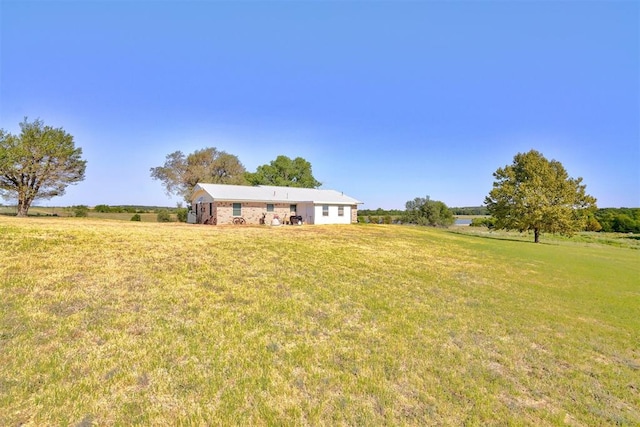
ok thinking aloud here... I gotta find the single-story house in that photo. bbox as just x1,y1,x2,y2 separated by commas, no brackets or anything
189,183,362,225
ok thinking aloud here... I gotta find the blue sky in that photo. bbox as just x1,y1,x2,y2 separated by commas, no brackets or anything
1,1,638,209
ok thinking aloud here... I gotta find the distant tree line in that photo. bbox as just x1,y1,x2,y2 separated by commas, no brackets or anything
94,204,189,223
450,206,489,216
358,208,405,217
469,208,640,234
594,208,640,233
360,206,487,218
94,204,150,213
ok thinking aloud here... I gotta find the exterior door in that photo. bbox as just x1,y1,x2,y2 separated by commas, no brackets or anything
305,204,314,224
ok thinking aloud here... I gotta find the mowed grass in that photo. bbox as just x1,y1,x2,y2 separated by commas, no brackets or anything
1,218,638,425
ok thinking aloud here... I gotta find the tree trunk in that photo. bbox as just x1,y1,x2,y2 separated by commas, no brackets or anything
534,228,540,243
17,197,31,217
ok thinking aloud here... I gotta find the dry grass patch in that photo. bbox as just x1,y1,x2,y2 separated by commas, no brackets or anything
1,218,638,425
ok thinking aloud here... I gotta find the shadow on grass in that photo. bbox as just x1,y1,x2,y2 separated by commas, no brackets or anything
450,228,640,249
0,212,60,218
446,228,542,244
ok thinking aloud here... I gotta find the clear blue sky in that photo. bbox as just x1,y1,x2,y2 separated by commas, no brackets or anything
1,1,638,209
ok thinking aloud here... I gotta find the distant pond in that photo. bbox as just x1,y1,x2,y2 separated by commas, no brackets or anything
454,218,472,226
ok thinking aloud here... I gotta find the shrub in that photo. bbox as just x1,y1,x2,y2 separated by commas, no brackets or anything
157,210,172,223
131,214,141,222
94,204,111,213
584,216,602,232
470,217,496,228
72,205,88,217
403,196,454,227
176,208,188,223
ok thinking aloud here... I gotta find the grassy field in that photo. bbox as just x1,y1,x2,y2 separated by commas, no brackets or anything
0,206,166,222
1,217,638,425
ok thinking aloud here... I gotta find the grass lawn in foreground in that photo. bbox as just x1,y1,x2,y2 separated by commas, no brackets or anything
1,217,638,425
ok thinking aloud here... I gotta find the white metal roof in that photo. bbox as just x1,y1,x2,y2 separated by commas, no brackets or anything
193,183,362,205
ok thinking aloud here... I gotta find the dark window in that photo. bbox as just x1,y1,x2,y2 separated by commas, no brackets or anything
323,205,329,216
233,203,241,216
267,204,274,212
290,204,297,213
338,206,344,216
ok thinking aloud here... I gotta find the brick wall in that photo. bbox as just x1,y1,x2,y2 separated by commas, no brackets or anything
215,202,298,225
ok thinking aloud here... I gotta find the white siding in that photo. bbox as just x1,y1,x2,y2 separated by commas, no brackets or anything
313,204,352,225
192,188,214,204
298,202,315,225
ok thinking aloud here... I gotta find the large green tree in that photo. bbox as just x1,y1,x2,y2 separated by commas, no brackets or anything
150,147,247,202
0,118,86,217
404,196,454,227
485,149,597,243
245,155,321,188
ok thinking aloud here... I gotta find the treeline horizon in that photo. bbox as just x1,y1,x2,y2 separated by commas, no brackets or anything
360,206,640,234
359,206,490,216
3,203,639,233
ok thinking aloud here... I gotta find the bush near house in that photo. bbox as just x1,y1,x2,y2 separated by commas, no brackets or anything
156,210,172,222
175,207,188,223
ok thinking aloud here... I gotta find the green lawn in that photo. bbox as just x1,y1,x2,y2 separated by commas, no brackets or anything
1,217,638,425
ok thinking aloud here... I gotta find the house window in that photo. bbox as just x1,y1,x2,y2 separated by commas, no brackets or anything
266,204,274,212
322,205,329,216
290,204,297,214
338,206,344,216
233,203,241,216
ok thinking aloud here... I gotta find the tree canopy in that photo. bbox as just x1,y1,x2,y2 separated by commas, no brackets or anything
485,149,596,243
595,208,640,233
245,155,321,188
403,196,454,227
0,118,86,216
150,147,247,202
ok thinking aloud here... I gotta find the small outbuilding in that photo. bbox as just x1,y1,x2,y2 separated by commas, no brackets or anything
190,183,362,225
